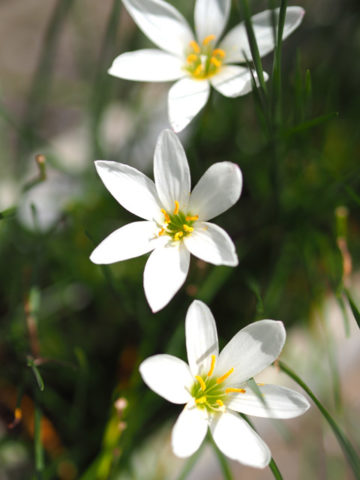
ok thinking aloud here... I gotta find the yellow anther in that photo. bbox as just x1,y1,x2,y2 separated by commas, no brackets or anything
174,231,184,241
194,64,203,77
161,208,170,224
216,399,224,407
14,408,22,420
210,56,222,68
196,396,207,404
187,54,198,63
173,200,180,215
189,40,201,53
158,227,166,236
203,34,216,45
207,354,216,377
213,48,226,58
225,387,246,394
257,383,265,386
195,375,206,391
183,224,194,233
186,215,199,222
216,367,234,384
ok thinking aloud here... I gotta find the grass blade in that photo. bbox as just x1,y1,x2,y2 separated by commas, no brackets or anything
278,361,360,477
344,289,360,328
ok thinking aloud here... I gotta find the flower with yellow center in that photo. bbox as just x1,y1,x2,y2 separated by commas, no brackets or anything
90,130,242,312
108,0,305,131
140,300,310,466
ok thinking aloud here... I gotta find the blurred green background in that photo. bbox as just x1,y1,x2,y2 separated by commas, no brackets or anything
0,0,359,478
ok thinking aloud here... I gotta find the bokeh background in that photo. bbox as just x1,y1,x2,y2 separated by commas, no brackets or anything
0,0,359,478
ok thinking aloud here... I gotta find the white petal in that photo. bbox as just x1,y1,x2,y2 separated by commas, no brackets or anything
189,161,242,221
144,241,190,312
139,354,193,404
90,221,162,264
168,77,210,132
210,411,271,468
172,405,208,457
94,161,161,221
123,0,194,57
154,129,191,212
185,300,219,376
220,7,305,63
194,0,231,43
108,49,185,81
184,222,238,267
217,320,286,384
227,384,310,419
211,65,268,98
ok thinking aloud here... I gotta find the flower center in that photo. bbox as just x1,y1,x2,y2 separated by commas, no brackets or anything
158,201,199,242
190,355,246,413
185,35,226,80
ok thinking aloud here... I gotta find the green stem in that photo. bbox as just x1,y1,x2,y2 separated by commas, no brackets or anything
176,440,205,480
278,361,360,477
34,404,44,478
207,432,233,480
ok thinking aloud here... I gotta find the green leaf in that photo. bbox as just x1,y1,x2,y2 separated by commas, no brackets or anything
284,112,338,137
27,357,45,392
344,289,360,328
279,361,360,477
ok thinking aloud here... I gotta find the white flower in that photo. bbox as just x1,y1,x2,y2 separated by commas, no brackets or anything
140,300,310,467
109,0,305,132
90,129,242,312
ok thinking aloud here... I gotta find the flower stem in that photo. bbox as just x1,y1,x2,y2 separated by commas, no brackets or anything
176,440,205,480
278,361,360,477
207,432,233,480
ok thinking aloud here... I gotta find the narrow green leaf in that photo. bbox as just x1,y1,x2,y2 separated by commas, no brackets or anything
197,266,234,304
284,111,338,136
34,404,44,477
208,432,233,480
279,361,360,477
27,357,45,392
344,289,360,328
345,185,360,207
176,440,205,480
336,294,351,337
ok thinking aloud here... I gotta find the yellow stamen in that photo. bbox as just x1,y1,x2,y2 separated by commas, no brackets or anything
225,387,246,394
210,57,222,68
161,208,170,224
189,40,200,53
173,200,180,215
196,396,207,404
216,367,234,384
213,48,226,58
186,215,199,222
257,383,265,386
194,64,203,77
174,231,184,241
203,34,216,45
158,227,166,236
216,399,224,407
195,375,206,391
187,54,198,63
183,224,194,233
14,408,22,420
207,354,216,377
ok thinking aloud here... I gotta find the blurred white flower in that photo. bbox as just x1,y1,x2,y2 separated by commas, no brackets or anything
140,300,310,467
109,0,305,131
90,129,242,312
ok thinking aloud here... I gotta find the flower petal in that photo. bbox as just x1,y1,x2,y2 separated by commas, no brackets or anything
90,221,162,264
123,0,194,57
220,7,305,63
211,65,268,98
227,384,310,419
94,161,161,221
154,129,191,212
144,241,190,312
217,320,286,384
189,161,242,220
139,354,193,404
108,49,186,82
210,411,271,468
184,222,238,267
194,0,231,44
172,405,208,457
168,77,210,132
185,300,219,376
